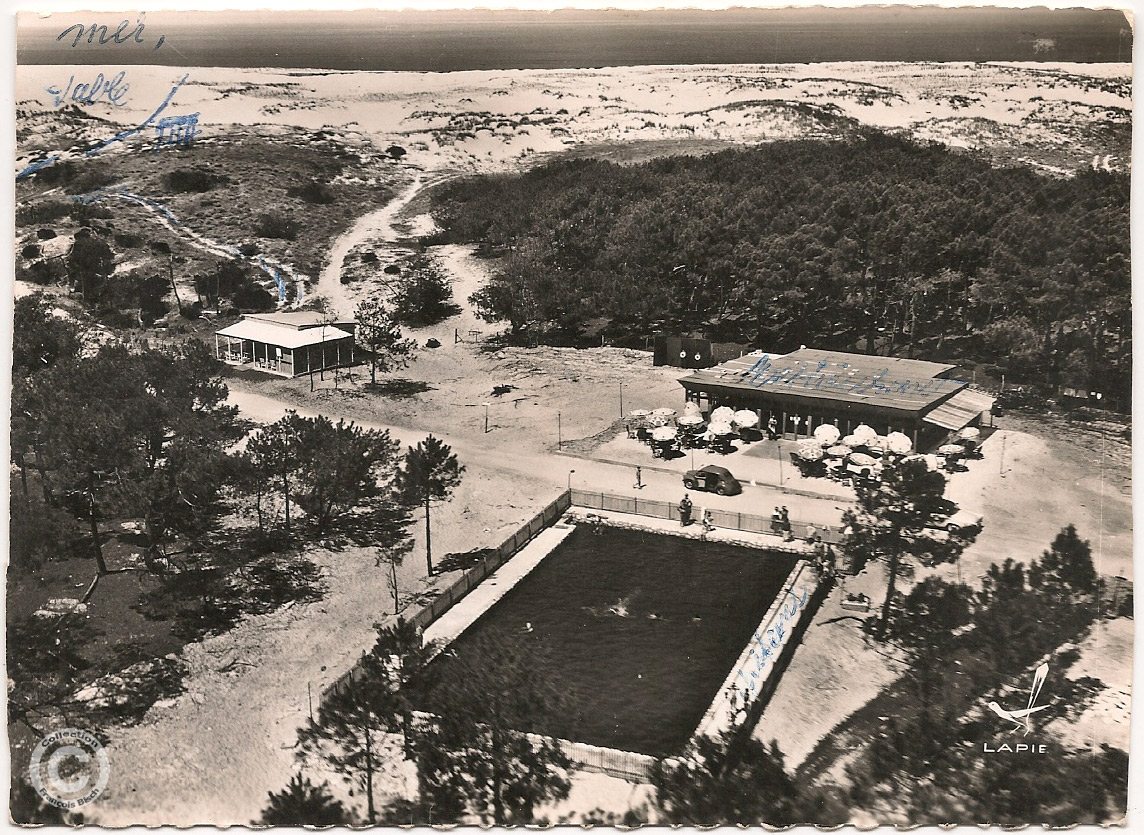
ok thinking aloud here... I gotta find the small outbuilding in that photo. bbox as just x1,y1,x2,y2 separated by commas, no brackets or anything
214,312,355,377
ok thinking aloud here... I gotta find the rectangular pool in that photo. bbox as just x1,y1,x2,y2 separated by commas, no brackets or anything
418,523,800,757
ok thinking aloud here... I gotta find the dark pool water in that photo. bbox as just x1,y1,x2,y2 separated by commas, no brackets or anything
420,524,799,757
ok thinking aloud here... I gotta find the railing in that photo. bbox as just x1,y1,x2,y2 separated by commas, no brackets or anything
322,490,573,704
569,489,842,544
536,735,658,783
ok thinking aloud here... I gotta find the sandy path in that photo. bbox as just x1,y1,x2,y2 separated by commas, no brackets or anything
315,171,436,318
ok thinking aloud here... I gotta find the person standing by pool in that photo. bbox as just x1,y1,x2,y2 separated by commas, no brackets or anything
702,508,714,533
767,414,778,440
679,495,693,527
780,506,791,532
771,506,783,534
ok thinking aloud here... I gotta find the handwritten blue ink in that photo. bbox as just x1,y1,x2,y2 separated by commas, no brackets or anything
154,112,200,152
86,73,190,156
70,186,181,226
17,156,60,180
46,71,130,109
739,354,967,401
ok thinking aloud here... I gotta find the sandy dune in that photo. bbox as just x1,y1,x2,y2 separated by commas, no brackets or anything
17,61,1131,179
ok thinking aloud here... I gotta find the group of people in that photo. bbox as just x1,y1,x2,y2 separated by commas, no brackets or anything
770,505,792,538
678,495,714,533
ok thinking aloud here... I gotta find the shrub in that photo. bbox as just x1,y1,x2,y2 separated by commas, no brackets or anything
237,242,259,257
36,229,57,240
15,201,71,226
256,212,299,240
163,168,229,193
20,244,42,259
69,202,113,223
232,282,276,312
288,181,335,205
386,145,407,160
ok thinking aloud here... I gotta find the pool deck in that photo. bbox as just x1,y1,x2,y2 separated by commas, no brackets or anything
423,522,576,648
565,506,820,557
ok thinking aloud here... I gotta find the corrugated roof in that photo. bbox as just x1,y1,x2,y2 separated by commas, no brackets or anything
244,311,353,330
923,388,996,431
216,319,352,349
679,349,965,413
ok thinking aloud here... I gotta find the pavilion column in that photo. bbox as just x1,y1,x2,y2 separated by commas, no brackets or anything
214,334,219,360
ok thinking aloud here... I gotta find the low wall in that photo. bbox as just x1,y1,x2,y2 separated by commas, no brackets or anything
692,560,827,740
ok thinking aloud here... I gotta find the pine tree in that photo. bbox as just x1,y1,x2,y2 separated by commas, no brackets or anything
354,298,416,386
395,435,464,576
257,774,351,826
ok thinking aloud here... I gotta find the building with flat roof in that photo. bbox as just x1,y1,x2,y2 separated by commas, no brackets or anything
678,348,994,451
214,312,355,377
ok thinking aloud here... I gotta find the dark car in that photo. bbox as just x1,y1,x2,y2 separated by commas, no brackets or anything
682,464,742,496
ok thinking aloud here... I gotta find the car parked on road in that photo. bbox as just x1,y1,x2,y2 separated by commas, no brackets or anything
941,508,984,534
682,464,742,496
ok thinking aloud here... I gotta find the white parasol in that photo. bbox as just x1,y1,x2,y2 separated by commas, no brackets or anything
708,421,735,436
651,407,677,419
958,426,981,441
710,406,736,424
938,443,965,456
842,434,863,447
629,409,652,418
826,444,852,457
885,432,912,454
682,401,703,419
812,423,841,445
677,414,705,428
848,452,878,467
651,426,677,442
796,445,824,461
852,424,878,442
733,410,759,429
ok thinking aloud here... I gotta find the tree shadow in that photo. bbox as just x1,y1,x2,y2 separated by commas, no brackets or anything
133,544,326,642
364,378,433,397
435,548,499,574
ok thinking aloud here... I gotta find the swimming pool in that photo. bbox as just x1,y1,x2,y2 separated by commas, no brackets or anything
418,523,800,757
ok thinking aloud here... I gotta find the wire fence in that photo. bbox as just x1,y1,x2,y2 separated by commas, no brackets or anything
569,489,842,544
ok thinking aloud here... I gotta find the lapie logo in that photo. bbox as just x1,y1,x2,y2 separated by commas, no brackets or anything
982,662,1053,754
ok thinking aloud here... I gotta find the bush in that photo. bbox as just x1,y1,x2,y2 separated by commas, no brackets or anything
386,145,407,160
232,282,276,312
237,241,259,257
163,168,229,193
69,202,113,223
15,200,71,226
36,229,57,240
114,232,144,249
20,244,41,259
288,181,335,205
256,212,299,240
